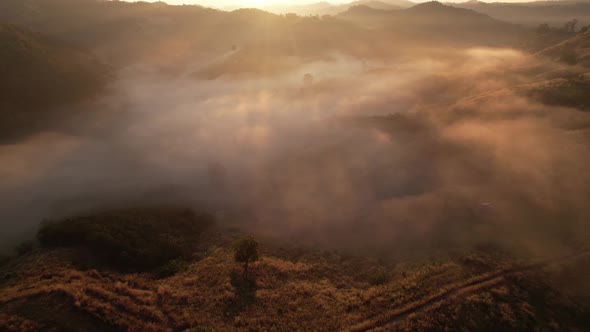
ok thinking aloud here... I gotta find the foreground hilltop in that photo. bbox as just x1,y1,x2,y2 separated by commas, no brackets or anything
1,207,590,331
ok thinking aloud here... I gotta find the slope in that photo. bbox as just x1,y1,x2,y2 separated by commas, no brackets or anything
0,24,109,140
450,1,590,27
339,1,525,46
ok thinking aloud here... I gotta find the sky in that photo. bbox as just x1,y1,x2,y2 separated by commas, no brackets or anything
127,0,540,9
155,0,350,8
138,0,349,8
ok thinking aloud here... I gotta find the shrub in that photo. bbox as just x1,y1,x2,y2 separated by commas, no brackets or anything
37,207,214,270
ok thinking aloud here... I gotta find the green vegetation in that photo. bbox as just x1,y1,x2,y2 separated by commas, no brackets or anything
37,207,214,270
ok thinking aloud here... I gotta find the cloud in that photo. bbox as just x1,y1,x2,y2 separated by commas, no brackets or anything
1,47,589,258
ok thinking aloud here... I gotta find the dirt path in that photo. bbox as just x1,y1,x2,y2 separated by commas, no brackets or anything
350,250,590,332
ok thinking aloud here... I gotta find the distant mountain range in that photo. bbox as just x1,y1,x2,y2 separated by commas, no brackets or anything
337,1,524,46
0,0,537,141
263,0,414,16
0,0,582,130
449,0,590,27
262,0,590,28
0,0,528,65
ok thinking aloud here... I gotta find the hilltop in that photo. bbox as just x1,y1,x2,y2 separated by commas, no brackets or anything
1,208,589,331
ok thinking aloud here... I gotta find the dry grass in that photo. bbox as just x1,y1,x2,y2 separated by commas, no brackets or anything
0,243,588,331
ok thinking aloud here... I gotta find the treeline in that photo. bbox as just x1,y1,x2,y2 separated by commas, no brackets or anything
37,207,215,270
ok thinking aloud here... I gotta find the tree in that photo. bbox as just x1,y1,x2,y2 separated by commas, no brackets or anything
233,237,259,277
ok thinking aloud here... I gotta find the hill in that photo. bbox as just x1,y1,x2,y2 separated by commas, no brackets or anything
1,215,589,331
339,1,525,46
0,24,109,140
0,0,528,69
537,30,590,67
264,0,408,16
450,1,590,27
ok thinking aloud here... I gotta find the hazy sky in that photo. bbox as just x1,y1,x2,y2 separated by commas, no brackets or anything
156,0,348,6
129,0,539,9
135,0,348,8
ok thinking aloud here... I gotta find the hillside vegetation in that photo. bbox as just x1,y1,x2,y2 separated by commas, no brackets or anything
0,0,527,67
37,207,215,270
1,224,589,331
538,30,590,67
339,1,525,46
0,24,108,140
451,1,590,27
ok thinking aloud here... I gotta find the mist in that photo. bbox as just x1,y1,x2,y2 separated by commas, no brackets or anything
1,47,589,259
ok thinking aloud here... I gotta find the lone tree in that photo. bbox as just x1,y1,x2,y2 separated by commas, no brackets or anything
233,237,259,277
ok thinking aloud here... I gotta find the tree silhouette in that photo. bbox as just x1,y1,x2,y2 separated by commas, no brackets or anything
233,237,259,277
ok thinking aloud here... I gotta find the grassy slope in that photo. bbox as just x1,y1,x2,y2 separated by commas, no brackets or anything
1,230,588,331
338,1,525,46
537,30,590,67
450,1,590,27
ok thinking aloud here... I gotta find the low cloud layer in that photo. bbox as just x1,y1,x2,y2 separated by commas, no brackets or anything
1,48,589,258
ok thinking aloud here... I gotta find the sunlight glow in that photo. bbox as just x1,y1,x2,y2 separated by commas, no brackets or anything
244,0,267,7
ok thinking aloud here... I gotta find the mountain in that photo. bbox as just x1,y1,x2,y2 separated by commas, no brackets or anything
339,1,525,46
264,0,410,16
0,0,527,69
0,24,109,140
450,1,590,27
0,0,227,66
